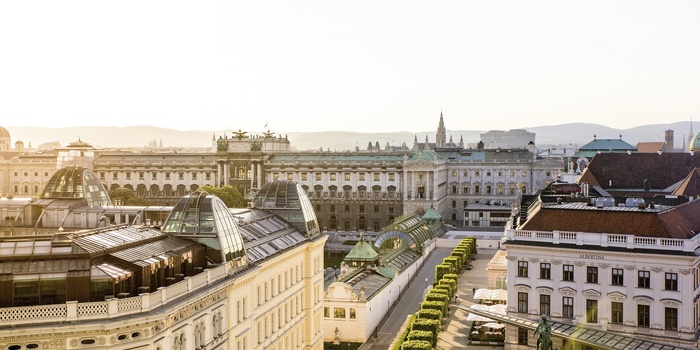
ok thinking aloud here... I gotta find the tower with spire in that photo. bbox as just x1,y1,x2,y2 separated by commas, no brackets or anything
689,118,695,150
436,110,446,148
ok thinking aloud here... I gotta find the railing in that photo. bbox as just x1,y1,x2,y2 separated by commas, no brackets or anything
0,264,229,326
505,229,698,253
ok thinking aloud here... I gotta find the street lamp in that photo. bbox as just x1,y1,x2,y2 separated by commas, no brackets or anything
425,278,428,289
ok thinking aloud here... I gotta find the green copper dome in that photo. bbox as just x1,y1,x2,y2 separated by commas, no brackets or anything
690,132,700,152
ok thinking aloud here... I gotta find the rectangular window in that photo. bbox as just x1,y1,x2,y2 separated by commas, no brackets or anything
665,272,678,291
178,172,184,180
165,172,170,180
522,171,527,177
359,205,365,212
463,186,469,194
517,327,528,345
540,294,550,316
192,172,197,180
486,185,492,194
344,173,351,181
611,268,624,286
517,261,528,277
349,308,356,319
474,185,480,194
287,173,293,181
373,173,380,181
517,292,528,313
540,263,551,280
359,173,365,181
323,307,330,318
315,173,322,180
389,173,395,181
334,308,345,318
638,304,650,327
665,307,678,331
301,173,308,181
611,302,623,324
344,205,350,212
374,205,379,212
452,200,456,208
587,266,598,284
113,173,118,180
638,270,650,288
563,265,574,281
330,173,336,181
273,173,280,180
563,297,574,318
586,299,598,323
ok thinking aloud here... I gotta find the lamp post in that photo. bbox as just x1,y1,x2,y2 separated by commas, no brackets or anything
425,278,428,290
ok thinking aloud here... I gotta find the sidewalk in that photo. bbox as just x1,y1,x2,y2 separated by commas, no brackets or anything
436,249,503,350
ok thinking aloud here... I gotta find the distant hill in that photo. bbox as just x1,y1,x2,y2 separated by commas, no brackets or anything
5,121,695,151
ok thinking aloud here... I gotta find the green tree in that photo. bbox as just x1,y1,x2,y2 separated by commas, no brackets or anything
109,188,149,206
199,185,248,208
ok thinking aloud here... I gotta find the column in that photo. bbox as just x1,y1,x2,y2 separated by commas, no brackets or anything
402,169,407,200
217,163,222,186
411,171,415,200
224,163,229,186
250,163,255,188
257,162,262,188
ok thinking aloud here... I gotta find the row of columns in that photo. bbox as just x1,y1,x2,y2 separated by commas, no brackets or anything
402,170,436,200
216,161,263,189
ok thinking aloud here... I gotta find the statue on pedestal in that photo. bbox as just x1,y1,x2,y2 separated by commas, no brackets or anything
535,314,552,350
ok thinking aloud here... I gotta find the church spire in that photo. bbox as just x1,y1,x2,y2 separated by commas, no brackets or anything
436,110,446,148
689,118,695,148
424,135,431,150
459,135,464,148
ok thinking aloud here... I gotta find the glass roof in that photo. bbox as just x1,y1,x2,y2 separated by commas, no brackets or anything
162,191,247,265
252,180,320,237
41,166,112,207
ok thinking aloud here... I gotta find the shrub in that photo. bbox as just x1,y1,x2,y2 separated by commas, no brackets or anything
444,256,460,272
400,340,432,350
426,292,449,305
408,330,435,347
439,278,457,296
412,318,441,336
433,284,452,298
417,308,443,321
421,300,447,316
435,263,453,281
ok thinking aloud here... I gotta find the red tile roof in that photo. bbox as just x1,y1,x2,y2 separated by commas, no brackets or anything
520,200,700,239
673,168,700,198
635,142,665,153
579,153,700,191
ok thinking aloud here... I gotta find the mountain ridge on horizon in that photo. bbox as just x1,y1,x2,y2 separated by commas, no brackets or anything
4,121,695,151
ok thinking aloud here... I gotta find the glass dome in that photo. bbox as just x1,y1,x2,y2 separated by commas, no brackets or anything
41,166,112,207
252,180,320,237
162,191,247,266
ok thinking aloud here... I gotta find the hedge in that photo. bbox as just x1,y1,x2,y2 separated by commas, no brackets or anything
417,308,443,321
412,318,441,336
426,292,449,305
400,340,432,350
421,300,447,317
433,284,452,298
392,314,417,350
408,330,436,347
444,256,460,273
435,263,453,281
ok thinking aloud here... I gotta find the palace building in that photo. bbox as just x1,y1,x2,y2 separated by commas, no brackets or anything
0,114,564,231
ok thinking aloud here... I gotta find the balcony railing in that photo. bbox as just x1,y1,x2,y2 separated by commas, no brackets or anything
0,264,229,326
504,229,699,253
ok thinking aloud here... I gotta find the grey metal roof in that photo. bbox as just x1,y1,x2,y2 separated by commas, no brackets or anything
462,305,692,350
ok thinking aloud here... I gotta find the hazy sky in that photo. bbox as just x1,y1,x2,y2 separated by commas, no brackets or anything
1,1,698,133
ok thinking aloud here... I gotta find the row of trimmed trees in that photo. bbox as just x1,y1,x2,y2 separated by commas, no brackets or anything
393,237,478,350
